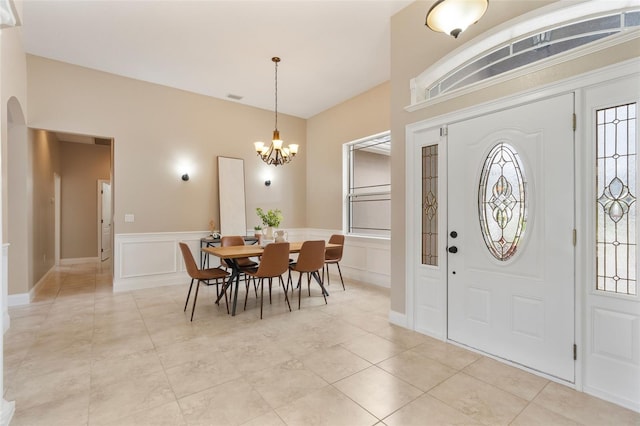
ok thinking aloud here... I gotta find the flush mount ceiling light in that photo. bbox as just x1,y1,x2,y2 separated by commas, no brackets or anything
426,0,489,39
254,57,299,167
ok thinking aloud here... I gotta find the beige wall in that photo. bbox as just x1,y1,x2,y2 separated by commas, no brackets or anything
306,82,390,229
26,56,307,236
389,1,640,314
1,2,27,241
59,141,110,259
1,1,31,295
31,129,59,281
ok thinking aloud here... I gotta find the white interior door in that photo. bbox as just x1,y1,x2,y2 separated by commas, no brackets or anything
447,94,575,381
100,181,112,261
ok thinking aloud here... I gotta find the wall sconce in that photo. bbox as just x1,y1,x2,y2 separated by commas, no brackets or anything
264,180,271,187
181,173,189,181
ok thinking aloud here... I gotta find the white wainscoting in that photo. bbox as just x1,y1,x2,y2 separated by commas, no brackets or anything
305,229,391,288
114,232,207,292
114,229,390,292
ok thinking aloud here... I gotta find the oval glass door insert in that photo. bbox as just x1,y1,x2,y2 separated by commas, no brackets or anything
478,142,527,261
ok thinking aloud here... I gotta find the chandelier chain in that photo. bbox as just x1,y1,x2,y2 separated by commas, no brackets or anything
274,57,278,131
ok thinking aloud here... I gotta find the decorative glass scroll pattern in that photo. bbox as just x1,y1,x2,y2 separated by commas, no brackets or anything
422,145,438,266
478,143,527,261
596,103,637,295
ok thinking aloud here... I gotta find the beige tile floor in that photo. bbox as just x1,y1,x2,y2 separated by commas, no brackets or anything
4,261,640,426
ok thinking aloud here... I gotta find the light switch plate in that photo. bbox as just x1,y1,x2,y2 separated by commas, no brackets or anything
124,214,135,223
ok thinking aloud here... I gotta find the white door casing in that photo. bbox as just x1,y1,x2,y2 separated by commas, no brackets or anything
447,94,575,382
54,173,60,266
99,180,112,261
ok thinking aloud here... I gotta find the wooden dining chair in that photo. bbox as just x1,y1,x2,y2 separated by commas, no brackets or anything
243,242,291,319
288,240,327,309
179,242,230,321
323,234,345,290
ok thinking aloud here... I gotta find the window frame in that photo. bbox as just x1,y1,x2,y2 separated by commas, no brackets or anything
343,131,391,239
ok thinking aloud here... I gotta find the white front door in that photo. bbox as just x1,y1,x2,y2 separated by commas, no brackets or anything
100,181,112,261
447,94,575,381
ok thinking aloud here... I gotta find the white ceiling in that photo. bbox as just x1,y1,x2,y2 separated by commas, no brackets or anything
22,0,414,119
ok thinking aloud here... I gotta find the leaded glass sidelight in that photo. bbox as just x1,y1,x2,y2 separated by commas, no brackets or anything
596,103,637,296
422,145,438,266
478,143,527,261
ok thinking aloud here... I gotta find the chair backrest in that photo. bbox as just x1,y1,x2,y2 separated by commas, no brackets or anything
221,235,255,268
221,236,245,247
179,243,199,278
295,240,326,272
325,234,344,261
256,242,290,278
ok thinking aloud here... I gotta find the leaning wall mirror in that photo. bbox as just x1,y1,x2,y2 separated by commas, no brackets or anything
217,156,247,236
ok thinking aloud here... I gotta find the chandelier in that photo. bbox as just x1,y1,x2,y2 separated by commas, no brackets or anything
254,57,299,166
425,0,489,39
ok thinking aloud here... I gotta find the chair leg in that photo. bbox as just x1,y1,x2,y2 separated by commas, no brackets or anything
244,277,250,311
287,270,293,298
269,277,273,304
280,276,291,312
336,262,345,290
307,273,312,296
253,276,258,297
260,278,264,319
190,280,201,321
184,278,195,312
326,263,331,286
221,278,229,314
297,273,303,310
319,271,327,304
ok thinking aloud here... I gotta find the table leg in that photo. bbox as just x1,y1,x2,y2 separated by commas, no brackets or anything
231,272,241,316
215,259,243,316
311,271,329,296
216,268,238,305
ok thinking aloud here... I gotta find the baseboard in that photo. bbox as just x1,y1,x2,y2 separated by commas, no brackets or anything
7,263,57,307
343,266,390,288
113,272,189,292
583,384,640,413
388,310,407,328
60,257,99,265
7,293,29,307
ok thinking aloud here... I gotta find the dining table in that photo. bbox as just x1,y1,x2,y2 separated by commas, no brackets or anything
203,241,340,316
